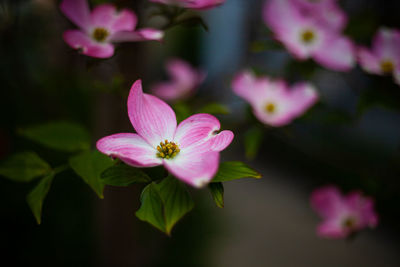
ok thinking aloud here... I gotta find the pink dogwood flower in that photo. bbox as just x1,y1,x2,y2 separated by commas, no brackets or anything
263,0,355,71
97,80,233,188
232,70,318,127
310,185,378,239
358,28,400,86
291,0,347,31
60,0,164,58
149,0,225,10
152,58,206,102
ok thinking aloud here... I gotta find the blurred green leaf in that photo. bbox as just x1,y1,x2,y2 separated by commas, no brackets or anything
173,102,192,123
136,176,194,235
244,126,264,160
26,173,54,224
69,150,114,198
250,40,284,53
136,183,166,233
209,182,224,208
198,103,230,115
158,176,194,235
101,164,152,187
212,161,261,183
0,151,51,182
19,121,90,152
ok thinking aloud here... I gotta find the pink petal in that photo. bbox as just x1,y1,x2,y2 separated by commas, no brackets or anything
91,4,137,33
373,28,400,60
317,220,349,239
310,185,343,219
209,130,234,151
313,35,355,71
96,133,162,167
232,70,272,105
110,28,164,42
63,30,115,58
163,151,220,188
151,84,184,101
345,192,379,229
60,0,92,31
287,82,319,116
174,113,221,150
127,80,177,148
358,46,382,75
394,69,400,86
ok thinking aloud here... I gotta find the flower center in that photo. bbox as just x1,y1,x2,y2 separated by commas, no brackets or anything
380,60,394,74
342,217,357,229
156,140,180,159
301,29,315,44
92,28,109,42
264,102,276,114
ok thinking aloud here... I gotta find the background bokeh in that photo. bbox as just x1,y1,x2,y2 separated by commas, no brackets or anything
1,0,400,266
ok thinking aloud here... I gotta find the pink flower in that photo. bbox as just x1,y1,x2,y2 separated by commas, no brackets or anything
152,59,206,102
291,0,347,31
60,0,164,58
358,28,400,86
310,186,379,239
263,0,355,71
97,80,233,188
232,70,318,127
149,0,225,10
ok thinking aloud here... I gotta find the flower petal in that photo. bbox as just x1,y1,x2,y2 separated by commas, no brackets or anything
63,30,115,58
310,185,343,219
127,80,177,148
373,28,400,60
110,28,164,42
209,130,234,151
60,0,92,31
358,46,382,75
96,133,162,167
313,35,355,71
163,151,219,188
287,82,318,116
174,113,220,150
317,219,348,239
91,4,137,33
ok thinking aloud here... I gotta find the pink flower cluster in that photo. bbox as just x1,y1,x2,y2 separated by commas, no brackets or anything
311,186,378,239
60,0,164,58
232,70,318,127
263,0,355,71
149,0,225,10
358,28,400,86
97,80,233,188
152,59,206,102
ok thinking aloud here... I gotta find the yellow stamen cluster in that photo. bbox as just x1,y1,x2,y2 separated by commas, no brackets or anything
342,217,356,229
301,30,315,44
92,28,109,42
380,60,394,74
264,102,276,114
156,140,180,159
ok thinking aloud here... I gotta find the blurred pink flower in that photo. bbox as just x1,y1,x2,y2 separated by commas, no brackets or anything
358,28,400,86
60,0,164,58
149,0,225,10
263,0,355,71
232,70,318,127
97,80,233,188
152,59,206,102
291,0,347,31
310,185,378,239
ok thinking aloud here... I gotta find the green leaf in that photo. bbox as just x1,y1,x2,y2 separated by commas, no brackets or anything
101,164,152,186
19,121,90,152
135,176,194,235
212,161,261,183
69,150,114,198
136,183,166,232
173,102,192,123
157,176,194,235
244,127,264,160
209,182,224,208
0,151,51,182
198,103,230,115
26,173,54,224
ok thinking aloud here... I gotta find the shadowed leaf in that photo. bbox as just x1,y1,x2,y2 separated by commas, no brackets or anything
101,164,152,186
209,182,224,208
212,161,261,183
26,173,54,224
